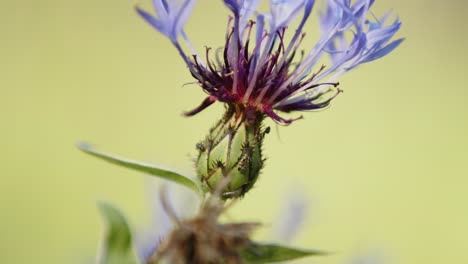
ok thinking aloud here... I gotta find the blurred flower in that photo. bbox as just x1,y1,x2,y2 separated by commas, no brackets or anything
134,181,200,261
129,183,385,264
135,180,261,263
137,0,403,125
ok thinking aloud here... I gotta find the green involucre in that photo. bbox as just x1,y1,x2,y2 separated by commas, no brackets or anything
195,108,268,198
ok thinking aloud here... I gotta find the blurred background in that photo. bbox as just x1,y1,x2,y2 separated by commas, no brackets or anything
1,0,467,263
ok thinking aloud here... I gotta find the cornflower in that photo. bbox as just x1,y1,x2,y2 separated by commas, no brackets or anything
137,0,402,125
136,0,403,197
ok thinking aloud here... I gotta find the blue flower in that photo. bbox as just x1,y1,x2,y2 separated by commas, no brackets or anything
137,0,403,125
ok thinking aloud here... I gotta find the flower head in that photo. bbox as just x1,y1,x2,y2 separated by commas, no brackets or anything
136,0,403,197
137,0,403,125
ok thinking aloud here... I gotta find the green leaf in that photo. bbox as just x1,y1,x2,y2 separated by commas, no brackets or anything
240,243,327,263
77,142,202,196
98,202,140,264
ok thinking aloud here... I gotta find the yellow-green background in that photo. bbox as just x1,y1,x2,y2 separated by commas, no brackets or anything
2,0,467,263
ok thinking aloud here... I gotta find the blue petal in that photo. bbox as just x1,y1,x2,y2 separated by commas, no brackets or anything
360,38,404,63
172,0,197,41
297,0,315,29
270,0,305,29
304,0,315,15
224,0,240,13
136,0,196,43
152,0,169,20
223,0,261,37
135,7,166,34
366,21,401,46
240,0,262,33
314,0,403,79
255,14,265,45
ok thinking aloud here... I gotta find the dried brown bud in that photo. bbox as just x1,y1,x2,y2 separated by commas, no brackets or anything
147,191,260,264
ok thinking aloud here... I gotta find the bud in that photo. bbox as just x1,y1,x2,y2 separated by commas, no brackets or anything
195,106,269,198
